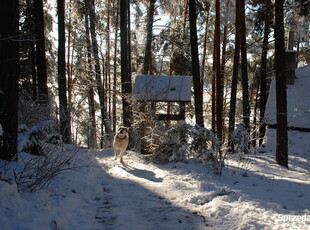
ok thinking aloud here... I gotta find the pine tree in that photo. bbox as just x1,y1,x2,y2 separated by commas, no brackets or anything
57,0,71,143
274,0,288,168
85,14,97,149
240,0,250,134
228,0,241,151
143,0,156,75
0,0,19,161
113,1,120,133
189,0,204,127
25,0,38,101
214,0,222,140
120,0,132,128
259,0,271,145
86,0,112,147
34,0,49,104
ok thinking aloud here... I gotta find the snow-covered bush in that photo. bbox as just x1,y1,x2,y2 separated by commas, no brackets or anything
126,94,225,173
125,94,168,152
231,123,250,154
154,121,222,172
189,125,220,168
0,118,79,192
0,120,77,192
18,120,62,155
155,122,190,162
14,146,79,192
18,94,52,128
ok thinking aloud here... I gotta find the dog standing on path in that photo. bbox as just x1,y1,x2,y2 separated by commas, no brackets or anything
113,127,129,164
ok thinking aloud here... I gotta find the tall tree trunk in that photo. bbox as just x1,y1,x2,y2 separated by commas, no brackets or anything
143,0,156,75
113,1,120,133
30,44,37,101
127,0,132,90
140,0,156,153
189,0,204,127
259,0,271,146
85,15,97,149
57,0,71,143
228,0,241,152
34,0,49,104
106,0,111,122
67,0,73,120
169,25,176,76
25,0,38,101
201,10,210,80
182,0,189,40
252,75,259,147
69,29,77,144
296,40,300,66
212,44,216,133
220,24,227,142
274,0,288,168
215,0,222,140
87,0,112,147
167,21,177,121
240,0,250,137
67,0,74,144
120,0,132,128
0,0,19,161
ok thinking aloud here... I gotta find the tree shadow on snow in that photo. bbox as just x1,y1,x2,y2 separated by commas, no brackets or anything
88,149,210,229
219,162,310,212
120,163,163,183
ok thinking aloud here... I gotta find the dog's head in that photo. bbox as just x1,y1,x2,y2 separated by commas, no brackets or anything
116,126,129,138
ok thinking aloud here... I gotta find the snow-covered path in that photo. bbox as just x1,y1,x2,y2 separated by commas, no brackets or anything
91,145,310,230
1,141,309,230
93,150,209,230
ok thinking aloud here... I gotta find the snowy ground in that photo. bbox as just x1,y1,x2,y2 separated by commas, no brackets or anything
1,130,310,230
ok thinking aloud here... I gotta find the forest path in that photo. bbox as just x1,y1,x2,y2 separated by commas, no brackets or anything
92,149,211,230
